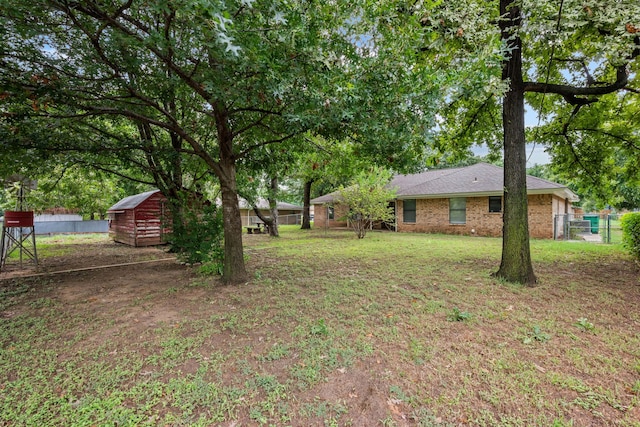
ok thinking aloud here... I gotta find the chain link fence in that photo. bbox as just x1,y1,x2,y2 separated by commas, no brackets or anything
554,213,622,243
247,214,303,226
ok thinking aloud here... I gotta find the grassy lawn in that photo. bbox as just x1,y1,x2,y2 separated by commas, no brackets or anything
1,227,639,426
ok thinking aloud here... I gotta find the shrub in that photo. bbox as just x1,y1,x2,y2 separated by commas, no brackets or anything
620,212,640,260
165,202,224,266
338,167,396,239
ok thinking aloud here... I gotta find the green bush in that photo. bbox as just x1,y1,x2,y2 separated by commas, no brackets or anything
165,202,224,266
620,212,640,260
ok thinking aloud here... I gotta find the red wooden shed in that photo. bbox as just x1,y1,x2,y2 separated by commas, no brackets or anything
107,189,169,247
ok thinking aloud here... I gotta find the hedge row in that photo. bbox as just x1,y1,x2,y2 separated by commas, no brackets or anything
620,212,640,260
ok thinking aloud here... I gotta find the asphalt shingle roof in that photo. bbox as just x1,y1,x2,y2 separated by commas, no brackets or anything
311,163,577,204
392,162,569,197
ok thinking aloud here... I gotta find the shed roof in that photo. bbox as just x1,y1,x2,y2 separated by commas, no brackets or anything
107,189,162,212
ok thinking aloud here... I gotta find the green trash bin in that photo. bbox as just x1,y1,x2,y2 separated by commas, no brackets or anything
583,214,599,234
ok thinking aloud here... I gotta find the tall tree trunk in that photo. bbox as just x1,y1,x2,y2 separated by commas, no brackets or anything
268,176,279,237
496,0,537,285
218,158,247,283
215,108,247,284
301,179,313,229
249,176,280,237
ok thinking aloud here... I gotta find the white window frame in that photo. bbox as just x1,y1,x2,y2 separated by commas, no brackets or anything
449,197,466,224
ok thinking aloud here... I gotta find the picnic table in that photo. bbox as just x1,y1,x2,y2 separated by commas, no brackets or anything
245,222,270,234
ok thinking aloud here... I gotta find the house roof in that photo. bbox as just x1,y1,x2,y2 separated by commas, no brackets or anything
107,189,162,212
311,163,578,204
238,198,303,211
309,191,342,205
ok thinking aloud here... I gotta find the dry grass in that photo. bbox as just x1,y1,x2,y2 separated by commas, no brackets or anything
1,227,639,426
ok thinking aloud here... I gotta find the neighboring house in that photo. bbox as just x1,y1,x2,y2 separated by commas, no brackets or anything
107,189,169,246
311,162,578,239
239,198,304,226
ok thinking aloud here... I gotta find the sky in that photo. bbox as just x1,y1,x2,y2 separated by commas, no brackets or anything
472,143,550,167
471,105,551,167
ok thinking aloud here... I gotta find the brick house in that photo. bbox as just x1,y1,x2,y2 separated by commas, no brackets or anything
311,163,578,239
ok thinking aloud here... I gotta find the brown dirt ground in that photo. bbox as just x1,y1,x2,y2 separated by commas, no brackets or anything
0,240,192,327
0,239,407,425
1,236,639,426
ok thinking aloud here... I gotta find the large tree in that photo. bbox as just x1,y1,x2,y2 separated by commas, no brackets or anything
497,0,639,284
415,0,639,284
0,2,376,282
2,1,439,283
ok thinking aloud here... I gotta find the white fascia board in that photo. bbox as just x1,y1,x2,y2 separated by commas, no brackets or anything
396,191,504,200
396,188,578,201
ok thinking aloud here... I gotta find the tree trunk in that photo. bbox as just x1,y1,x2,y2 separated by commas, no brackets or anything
495,0,537,285
301,179,313,229
268,176,279,237
249,176,279,236
215,107,247,284
218,158,248,284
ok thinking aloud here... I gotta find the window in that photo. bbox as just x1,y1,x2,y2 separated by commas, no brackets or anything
328,206,334,220
403,199,416,223
489,196,502,213
449,197,466,224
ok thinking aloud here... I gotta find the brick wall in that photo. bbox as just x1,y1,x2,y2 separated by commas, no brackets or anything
528,194,553,239
312,203,349,228
396,194,559,239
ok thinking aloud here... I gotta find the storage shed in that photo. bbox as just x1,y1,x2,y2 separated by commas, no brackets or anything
107,189,169,247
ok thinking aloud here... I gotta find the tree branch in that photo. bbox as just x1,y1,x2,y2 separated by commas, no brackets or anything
571,127,640,150
524,66,629,105
234,133,297,160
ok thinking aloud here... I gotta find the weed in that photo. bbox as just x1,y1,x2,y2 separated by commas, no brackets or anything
389,385,409,402
410,407,454,426
1,228,636,426
407,338,427,365
523,326,551,344
381,415,397,426
551,418,574,427
199,261,224,276
310,319,329,336
0,282,30,298
575,317,595,332
261,343,290,361
249,406,268,424
446,307,472,322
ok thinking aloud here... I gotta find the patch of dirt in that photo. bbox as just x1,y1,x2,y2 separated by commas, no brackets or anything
0,240,171,280
0,240,194,337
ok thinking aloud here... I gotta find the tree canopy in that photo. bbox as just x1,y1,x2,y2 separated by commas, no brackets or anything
406,0,640,284
1,0,637,285
1,0,441,283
